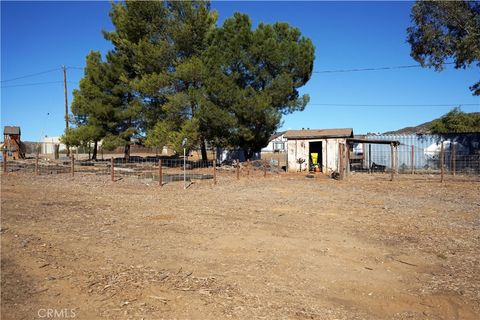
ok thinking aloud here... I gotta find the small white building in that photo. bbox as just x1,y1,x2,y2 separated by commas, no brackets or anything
41,136,67,154
284,128,353,173
261,131,287,153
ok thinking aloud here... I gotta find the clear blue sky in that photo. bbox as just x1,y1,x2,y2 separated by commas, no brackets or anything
1,1,479,141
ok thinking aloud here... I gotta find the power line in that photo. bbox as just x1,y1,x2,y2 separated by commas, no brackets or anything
313,62,456,74
307,103,479,107
0,67,62,83
0,62,458,85
0,66,83,84
0,81,77,88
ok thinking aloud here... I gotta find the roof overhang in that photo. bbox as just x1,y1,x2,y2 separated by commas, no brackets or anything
284,128,353,140
347,138,401,146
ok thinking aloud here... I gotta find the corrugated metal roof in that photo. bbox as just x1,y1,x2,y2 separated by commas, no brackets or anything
4,126,20,135
284,128,353,139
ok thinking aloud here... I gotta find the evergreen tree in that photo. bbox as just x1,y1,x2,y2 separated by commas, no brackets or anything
63,52,118,160
143,1,217,159
407,1,480,95
430,107,480,133
69,2,315,161
204,13,314,158
103,0,169,159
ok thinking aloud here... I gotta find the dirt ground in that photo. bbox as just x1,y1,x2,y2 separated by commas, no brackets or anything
1,172,479,320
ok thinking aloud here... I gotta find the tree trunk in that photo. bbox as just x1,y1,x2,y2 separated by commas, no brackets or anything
200,139,208,161
243,148,255,160
92,141,98,161
124,143,130,161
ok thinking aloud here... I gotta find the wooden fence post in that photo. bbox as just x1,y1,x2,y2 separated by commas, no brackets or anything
395,144,399,174
213,160,217,185
368,144,372,174
452,143,456,176
390,143,394,181
35,153,39,175
362,142,366,171
3,150,7,173
411,145,415,174
71,155,75,177
345,143,350,177
111,157,115,182
325,140,328,175
236,160,240,180
247,159,250,176
338,143,342,179
159,159,163,187
440,142,445,183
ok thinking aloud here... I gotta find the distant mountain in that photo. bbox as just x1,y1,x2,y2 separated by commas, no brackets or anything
384,112,480,134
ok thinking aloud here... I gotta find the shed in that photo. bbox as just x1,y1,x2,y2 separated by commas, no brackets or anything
2,126,25,160
284,128,353,173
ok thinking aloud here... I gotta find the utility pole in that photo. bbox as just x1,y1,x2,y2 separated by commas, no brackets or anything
62,65,70,156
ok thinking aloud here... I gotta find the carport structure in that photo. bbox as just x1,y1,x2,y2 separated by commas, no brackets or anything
346,138,401,181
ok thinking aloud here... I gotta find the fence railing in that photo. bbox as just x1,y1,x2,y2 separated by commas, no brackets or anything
0,154,284,188
350,144,480,175
2,146,478,186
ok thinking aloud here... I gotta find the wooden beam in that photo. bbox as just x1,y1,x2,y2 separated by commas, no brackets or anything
213,160,217,185
111,157,115,182
390,143,394,181
159,159,163,187
411,145,415,175
440,142,445,183
452,143,456,176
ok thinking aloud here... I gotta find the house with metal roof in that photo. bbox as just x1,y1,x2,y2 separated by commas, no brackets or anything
284,128,354,173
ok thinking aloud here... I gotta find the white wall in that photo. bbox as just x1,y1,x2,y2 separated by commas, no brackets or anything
41,137,66,154
261,135,287,153
286,138,346,173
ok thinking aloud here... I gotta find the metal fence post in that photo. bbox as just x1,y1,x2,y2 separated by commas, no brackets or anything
247,159,250,176
159,159,163,187
111,157,115,182
263,160,267,178
440,142,445,183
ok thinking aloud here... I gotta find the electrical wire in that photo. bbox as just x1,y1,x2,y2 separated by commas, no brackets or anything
307,103,479,107
0,67,62,83
313,62,456,74
0,81,78,88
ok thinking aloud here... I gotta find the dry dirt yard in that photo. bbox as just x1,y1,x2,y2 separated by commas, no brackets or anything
1,172,479,320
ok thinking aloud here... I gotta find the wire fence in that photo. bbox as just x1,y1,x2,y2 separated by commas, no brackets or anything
2,142,479,186
349,143,480,181
0,154,284,188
